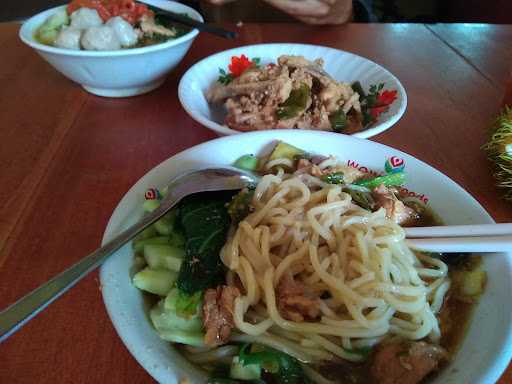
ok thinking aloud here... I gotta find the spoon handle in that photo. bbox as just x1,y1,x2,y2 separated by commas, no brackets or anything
148,5,238,39
0,168,254,343
0,198,177,343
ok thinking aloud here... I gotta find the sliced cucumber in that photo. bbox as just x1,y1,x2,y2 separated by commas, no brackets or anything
144,244,184,272
161,290,203,332
234,154,259,171
36,9,69,45
134,226,158,242
133,236,171,253
132,268,176,296
156,328,204,347
37,28,59,45
154,210,177,235
44,9,69,30
150,299,204,346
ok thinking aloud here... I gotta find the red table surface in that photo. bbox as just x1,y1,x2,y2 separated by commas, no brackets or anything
0,22,511,383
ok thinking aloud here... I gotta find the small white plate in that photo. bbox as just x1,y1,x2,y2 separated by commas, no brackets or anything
100,130,512,384
178,44,407,138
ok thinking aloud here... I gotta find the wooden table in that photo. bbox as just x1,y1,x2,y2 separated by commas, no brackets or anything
1,22,511,383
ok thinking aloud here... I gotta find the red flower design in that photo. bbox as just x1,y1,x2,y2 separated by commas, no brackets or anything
370,105,388,118
228,55,254,77
377,90,398,107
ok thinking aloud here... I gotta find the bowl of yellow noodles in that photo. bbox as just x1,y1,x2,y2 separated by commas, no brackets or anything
100,130,512,384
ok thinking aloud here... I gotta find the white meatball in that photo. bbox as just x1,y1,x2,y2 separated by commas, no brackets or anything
106,16,138,47
70,8,103,29
54,27,82,50
81,26,121,51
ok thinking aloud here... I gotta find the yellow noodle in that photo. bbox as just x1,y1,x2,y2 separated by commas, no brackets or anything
217,170,450,365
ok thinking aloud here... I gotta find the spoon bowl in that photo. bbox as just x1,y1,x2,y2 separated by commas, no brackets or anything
0,166,257,343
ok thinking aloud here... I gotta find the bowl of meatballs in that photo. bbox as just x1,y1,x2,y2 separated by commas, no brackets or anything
19,0,202,97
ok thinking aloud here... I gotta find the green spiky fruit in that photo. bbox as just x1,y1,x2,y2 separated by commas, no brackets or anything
482,106,512,200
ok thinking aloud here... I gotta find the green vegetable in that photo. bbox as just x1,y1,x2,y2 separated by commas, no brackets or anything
276,84,310,120
37,29,59,45
176,191,235,294
173,290,203,319
234,154,259,171
344,187,374,211
239,344,312,384
268,142,305,161
132,267,177,296
150,299,204,347
321,172,344,184
133,236,175,253
149,288,204,347
218,68,234,85
355,82,385,127
134,226,158,242
154,210,178,235
162,289,203,331
351,81,366,98
353,171,405,189
228,188,255,223
230,356,261,380
329,109,347,132
144,244,184,272
36,9,69,45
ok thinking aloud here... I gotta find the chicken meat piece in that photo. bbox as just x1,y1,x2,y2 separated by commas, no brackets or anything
207,66,292,104
289,67,314,90
319,82,346,113
278,55,323,69
277,273,320,322
140,14,176,37
295,157,364,183
202,285,240,346
221,70,294,131
372,184,419,225
371,341,446,384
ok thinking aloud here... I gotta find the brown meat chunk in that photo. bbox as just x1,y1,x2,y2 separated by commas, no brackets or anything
371,341,446,384
372,184,419,225
277,273,320,322
140,14,176,37
202,285,240,346
278,55,323,69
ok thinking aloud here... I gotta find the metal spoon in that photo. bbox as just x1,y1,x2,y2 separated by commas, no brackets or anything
0,167,257,343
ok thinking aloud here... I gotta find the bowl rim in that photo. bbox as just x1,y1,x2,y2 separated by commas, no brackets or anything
177,43,408,139
100,130,512,384
18,0,202,57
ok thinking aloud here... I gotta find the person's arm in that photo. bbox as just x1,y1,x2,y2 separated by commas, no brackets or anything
206,0,353,25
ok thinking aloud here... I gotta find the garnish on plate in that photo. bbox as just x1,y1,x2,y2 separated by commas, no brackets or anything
218,54,260,84
207,55,398,134
353,82,398,127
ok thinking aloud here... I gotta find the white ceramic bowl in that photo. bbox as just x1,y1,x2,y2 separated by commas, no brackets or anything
100,130,512,384
178,44,407,138
19,0,202,97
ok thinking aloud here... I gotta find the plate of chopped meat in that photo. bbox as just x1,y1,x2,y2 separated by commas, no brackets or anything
178,43,407,138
